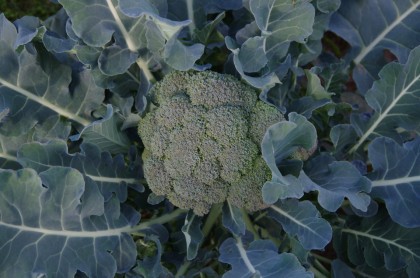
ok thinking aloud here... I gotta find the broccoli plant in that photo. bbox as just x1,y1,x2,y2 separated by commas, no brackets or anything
0,0,419,277
138,70,293,215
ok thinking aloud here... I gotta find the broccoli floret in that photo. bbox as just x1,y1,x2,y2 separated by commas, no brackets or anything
138,70,310,215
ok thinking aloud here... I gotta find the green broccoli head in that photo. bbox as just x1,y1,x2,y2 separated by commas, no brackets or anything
138,70,285,215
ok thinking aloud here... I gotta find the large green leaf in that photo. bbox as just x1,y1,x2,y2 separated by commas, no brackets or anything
368,137,420,228
249,0,315,64
335,211,420,276
219,237,313,277
349,46,420,153
301,154,371,212
181,211,204,260
0,167,139,277
18,139,142,202
0,40,104,135
330,0,420,93
269,200,332,250
0,15,104,136
222,201,246,236
261,113,317,203
59,0,204,72
0,116,71,169
70,105,131,153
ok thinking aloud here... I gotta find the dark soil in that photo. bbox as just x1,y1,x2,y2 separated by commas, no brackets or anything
0,0,60,21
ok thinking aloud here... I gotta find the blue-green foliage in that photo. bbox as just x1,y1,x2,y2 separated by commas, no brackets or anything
222,202,246,236
368,137,420,228
0,167,139,277
219,236,313,278
0,0,419,276
334,211,420,276
329,0,420,93
269,199,332,250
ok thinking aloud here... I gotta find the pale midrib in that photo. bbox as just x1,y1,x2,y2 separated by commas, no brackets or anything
182,215,195,246
0,152,18,162
372,175,420,187
228,202,241,228
186,0,196,37
270,205,317,234
85,174,139,184
0,221,135,237
0,78,90,127
106,0,137,52
341,228,420,259
354,2,420,64
104,1,155,83
350,73,420,153
1,210,186,238
236,237,257,274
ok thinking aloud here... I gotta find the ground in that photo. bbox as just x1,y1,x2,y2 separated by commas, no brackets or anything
0,0,59,21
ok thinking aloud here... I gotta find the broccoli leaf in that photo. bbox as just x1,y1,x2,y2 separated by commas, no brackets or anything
0,42,104,136
181,211,204,260
330,124,359,157
219,237,313,278
13,16,41,47
317,0,341,13
349,46,420,153
249,0,315,65
334,211,420,276
301,154,371,212
368,137,420,228
268,199,332,250
59,0,204,73
130,236,171,278
98,45,139,75
69,105,131,153
331,259,354,278
226,0,315,89
164,37,205,71
59,0,185,50
222,202,246,236
0,167,139,277
329,0,420,93
0,116,70,169
261,113,317,203
0,133,30,169
18,139,143,202
0,14,18,47
225,36,280,90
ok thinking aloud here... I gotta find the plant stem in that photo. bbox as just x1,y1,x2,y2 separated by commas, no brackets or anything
175,261,192,278
202,203,222,238
310,252,333,265
175,204,222,277
130,208,188,234
257,226,283,248
253,211,268,222
241,209,260,240
313,258,330,276
310,265,329,278
136,58,156,84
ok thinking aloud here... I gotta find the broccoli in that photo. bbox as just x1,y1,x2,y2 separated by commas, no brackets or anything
138,70,312,215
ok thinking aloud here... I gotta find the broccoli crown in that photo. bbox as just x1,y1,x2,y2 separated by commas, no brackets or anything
138,71,284,215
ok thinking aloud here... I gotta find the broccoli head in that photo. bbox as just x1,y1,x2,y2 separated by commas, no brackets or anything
138,70,286,215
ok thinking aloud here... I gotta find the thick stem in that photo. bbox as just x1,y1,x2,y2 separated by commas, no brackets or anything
241,209,260,240
136,58,156,84
310,265,329,278
175,204,222,277
313,258,330,276
310,253,333,265
202,203,222,238
175,261,191,278
130,209,188,234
